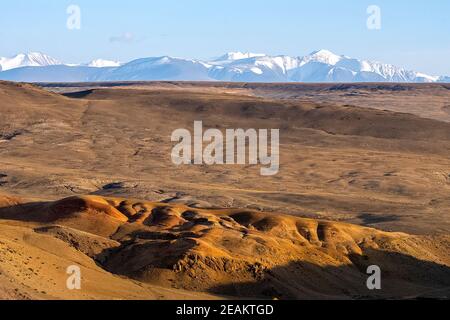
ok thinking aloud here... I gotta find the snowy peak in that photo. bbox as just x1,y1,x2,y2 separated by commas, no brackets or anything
97,55,213,81
87,59,121,68
302,49,343,65
214,52,266,62
0,52,61,71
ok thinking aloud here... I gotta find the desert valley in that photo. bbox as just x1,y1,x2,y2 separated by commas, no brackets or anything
0,80,450,300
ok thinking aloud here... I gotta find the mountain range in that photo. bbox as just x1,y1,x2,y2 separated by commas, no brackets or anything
0,50,448,83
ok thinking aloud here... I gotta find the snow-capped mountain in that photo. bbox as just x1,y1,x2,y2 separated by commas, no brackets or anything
0,50,448,83
86,59,121,68
287,49,441,83
0,52,61,71
300,49,343,65
207,49,443,83
208,55,299,82
213,52,266,62
94,56,212,81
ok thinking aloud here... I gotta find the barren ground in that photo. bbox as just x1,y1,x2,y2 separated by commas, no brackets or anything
1,81,449,299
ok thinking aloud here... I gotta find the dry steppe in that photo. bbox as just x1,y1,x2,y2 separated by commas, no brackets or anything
1,80,450,299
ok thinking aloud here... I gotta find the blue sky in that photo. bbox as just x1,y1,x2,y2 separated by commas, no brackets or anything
0,0,449,75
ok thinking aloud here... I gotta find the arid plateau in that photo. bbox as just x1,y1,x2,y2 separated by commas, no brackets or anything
1,81,450,299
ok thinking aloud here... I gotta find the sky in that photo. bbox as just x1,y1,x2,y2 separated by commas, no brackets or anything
0,0,449,75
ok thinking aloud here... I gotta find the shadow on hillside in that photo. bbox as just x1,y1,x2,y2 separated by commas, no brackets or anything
0,201,53,222
1,199,450,300
63,89,95,99
207,249,450,300
0,197,102,223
